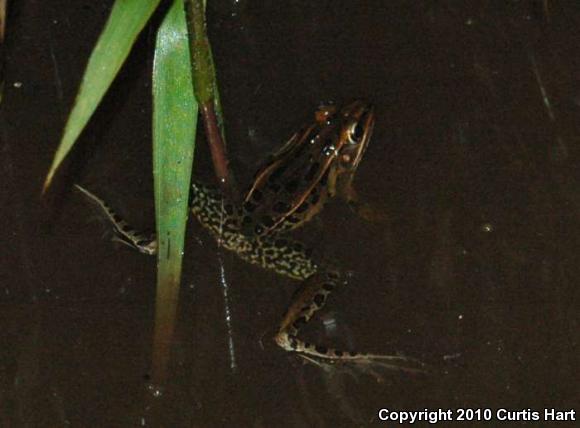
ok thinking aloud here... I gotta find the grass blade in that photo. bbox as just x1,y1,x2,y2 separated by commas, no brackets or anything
43,0,162,192
151,0,197,382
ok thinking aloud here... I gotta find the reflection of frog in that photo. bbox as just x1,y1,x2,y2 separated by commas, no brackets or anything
77,101,417,367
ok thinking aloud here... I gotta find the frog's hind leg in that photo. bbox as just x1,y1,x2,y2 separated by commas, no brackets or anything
74,184,158,255
275,270,425,371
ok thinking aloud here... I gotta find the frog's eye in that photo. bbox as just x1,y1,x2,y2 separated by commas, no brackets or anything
349,122,364,144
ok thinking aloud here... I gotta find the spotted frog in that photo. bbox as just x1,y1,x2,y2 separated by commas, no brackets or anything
76,101,416,366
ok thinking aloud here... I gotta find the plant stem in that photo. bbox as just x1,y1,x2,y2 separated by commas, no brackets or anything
184,0,237,199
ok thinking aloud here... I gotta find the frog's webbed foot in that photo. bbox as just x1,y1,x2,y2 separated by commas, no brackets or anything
74,184,158,255
298,354,427,381
274,271,427,373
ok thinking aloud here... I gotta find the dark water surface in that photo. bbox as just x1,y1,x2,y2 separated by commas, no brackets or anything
1,1,579,426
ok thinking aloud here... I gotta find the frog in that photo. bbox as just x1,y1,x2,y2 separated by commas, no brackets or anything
76,101,420,368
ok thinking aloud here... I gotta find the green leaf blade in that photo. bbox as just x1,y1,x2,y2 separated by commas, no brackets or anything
43,0,162,191
152,0,197,300
151,0,197,380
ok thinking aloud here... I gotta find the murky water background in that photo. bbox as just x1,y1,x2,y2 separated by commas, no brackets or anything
1,1,578,426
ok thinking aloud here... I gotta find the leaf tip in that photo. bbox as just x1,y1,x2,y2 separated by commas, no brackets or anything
42,169,55,195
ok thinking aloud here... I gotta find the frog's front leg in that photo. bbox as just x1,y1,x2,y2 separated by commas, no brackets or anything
333,174,390,224
274,270,422,369
348,199,391,224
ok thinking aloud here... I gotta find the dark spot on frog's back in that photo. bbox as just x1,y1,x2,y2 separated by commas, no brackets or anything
250,188,263,202
295,201,310,213
267,182,282,192
268,165,287,182
273,201,291,214
286,215,301,224
284,179,299,193
304,162,320,182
